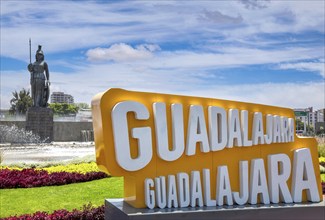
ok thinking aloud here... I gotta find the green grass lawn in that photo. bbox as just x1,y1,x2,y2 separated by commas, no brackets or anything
0,174,324,218
0,177,123,218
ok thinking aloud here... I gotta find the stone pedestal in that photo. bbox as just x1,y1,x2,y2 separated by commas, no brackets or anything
26,107,53,142
105,197,325,220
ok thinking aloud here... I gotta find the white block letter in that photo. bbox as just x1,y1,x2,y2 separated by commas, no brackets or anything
190,171,203,207
291,148,320,202
233,161,249,205
216,166,233,206
209,106,228,151
249,159,270,204
145,178,155,209
280,116,289,143
273,115,281,143
268,154,293,203
264,114,273,144
203,169,216,206
153,103,184,161
252,112,264,145
167,175,179,208
288,118,294,142
177,172,190,208
112,101,152,171
155,176,167,208
186,105,210,156
241,110,252,147
227,109,243,148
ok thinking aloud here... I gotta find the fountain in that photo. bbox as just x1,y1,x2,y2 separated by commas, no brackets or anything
0,124,45,144
0,125,95,166
80,130,94,142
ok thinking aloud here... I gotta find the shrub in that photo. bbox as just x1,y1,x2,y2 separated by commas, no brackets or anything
1,155,96,169
1,162,101,174
319,157,325,163
0,168,108,189
3,203,104,220
317,136,325,157
0,149,4,165
319,145,325,158
42,162,101,174
320,165,325,174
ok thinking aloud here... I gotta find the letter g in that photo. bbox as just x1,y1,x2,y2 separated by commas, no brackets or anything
112,101,152,171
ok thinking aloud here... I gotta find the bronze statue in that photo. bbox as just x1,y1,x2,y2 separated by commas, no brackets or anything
27,44,50,107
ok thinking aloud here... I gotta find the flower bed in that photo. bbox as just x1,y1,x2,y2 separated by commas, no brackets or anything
1,162,101,174
42,162,101,174
1,159,324,219
320,157,325,163
0,168,108,189
3,203,104,220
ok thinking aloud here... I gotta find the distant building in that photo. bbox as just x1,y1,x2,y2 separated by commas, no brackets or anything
294,107,325,134
309,108,324,128
50,92,74,104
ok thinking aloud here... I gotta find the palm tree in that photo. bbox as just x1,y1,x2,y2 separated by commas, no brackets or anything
9,88,33,115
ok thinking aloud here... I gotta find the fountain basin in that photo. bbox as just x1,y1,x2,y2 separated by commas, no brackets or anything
0,142,95,166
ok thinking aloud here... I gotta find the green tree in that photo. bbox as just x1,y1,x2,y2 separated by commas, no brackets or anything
296,119,304,130
317,126,324,135
49,103,79,115
9,88,32,115
296,119,314,135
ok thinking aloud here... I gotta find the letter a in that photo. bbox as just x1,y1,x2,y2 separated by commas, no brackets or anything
291,148,320,202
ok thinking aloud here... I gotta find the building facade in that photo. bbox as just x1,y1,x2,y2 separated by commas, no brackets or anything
309,109,324,128
50,92,74,104
294,107,325,135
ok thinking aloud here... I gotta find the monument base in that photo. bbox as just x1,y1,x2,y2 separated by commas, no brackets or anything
26,107,53,142
105,197,325,220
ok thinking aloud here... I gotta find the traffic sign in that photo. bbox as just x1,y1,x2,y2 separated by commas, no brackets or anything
294,111,307,116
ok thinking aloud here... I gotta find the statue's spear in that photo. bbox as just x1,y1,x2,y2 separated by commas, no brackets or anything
29,38,31,64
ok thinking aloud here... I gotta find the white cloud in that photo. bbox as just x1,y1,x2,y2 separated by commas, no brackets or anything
186,82,325,110
2,64,324,110
0,70,31,110
76,43,324,74
86,43,160,62
239,0,270,10
197,10,243,25
142,46,323,70
278,61,325,78
1,1,324,60
1,1,324,113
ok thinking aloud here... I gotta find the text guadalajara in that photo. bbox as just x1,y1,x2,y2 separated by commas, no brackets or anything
111,101,295,172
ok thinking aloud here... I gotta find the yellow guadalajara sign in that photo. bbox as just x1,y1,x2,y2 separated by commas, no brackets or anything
92,88,322,209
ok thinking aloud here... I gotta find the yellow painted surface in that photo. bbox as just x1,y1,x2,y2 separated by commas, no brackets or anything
92,88,322,208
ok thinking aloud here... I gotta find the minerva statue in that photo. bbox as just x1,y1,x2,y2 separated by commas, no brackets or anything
27,44,50,107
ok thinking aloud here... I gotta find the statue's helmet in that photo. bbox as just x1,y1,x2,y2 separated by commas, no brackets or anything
35,45,44,61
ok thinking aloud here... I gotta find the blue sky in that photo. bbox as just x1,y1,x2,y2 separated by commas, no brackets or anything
1,0,324,110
